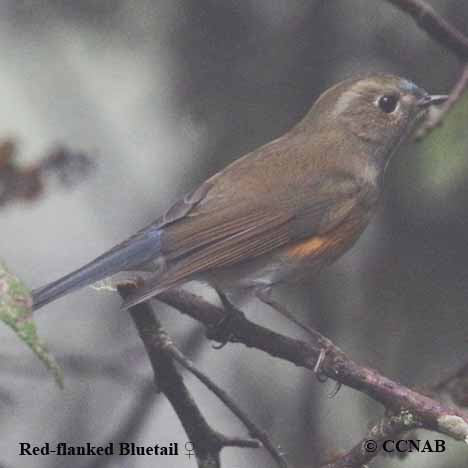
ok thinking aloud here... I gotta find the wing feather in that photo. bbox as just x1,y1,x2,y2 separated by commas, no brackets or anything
121,211,292,308
120,132,368,309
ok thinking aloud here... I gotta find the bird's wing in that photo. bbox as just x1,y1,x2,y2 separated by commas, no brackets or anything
121,168,363,309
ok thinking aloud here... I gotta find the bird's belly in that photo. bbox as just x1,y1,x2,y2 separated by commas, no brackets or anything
203,254,291,292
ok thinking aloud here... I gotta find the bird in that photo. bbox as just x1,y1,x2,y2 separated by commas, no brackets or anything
32,73,447,315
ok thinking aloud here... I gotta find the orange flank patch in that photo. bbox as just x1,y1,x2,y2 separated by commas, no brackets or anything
286,236,327,258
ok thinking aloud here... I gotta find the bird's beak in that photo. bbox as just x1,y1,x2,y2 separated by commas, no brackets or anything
416,94,449,108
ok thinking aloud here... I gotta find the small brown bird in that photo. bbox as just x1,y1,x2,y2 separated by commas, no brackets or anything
32,74,447,312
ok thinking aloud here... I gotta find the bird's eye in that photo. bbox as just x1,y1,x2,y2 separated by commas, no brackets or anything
377,94,400,113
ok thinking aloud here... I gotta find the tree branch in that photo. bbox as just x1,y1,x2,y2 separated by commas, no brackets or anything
152,288,468,444
416,63,468,138
167,344,287,468
321,356,468,468
118,284,281,468
385,0,468,138
320,411,421,468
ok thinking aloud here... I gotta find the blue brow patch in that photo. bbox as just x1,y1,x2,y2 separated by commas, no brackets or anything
400,79,426,97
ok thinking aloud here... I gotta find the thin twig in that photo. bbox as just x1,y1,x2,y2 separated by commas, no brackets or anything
322,356,468,468
385,0,468,60
416,63,468,138
322,360,468,468
256,289,330,342
168,344,287,468
384,0,468,138
320,411,421,468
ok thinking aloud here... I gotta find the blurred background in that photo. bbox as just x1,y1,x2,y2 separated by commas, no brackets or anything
1,1,468,467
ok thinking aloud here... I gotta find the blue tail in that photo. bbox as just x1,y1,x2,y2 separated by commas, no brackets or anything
32,227,162,310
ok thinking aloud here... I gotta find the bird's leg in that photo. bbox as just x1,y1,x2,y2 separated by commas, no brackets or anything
206,288,246,349
255,287,322,338
256,287,339,391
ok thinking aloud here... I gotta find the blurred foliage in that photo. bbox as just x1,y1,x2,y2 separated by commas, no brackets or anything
0,139,93,209
0,261,63,388
420,94,468,195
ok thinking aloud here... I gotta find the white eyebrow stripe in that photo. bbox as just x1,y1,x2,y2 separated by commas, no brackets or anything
331,89,360,117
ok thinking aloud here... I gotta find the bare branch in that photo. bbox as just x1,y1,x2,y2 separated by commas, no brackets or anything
416,63,468,138
153,289,468,441
168,343,287,468
320,411,421,468
384,0,468,139
118,284,279,468
385,0,468,60
322,355,468,468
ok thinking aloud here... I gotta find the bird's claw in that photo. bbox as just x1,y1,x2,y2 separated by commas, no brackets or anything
206,289,245,348
313,347,329,383
312,346,342,397
328,382,342,398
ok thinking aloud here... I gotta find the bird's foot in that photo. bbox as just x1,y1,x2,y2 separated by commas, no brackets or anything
256,288,342,396
313,347,329,383
206,289,245,349
313,343,342,397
